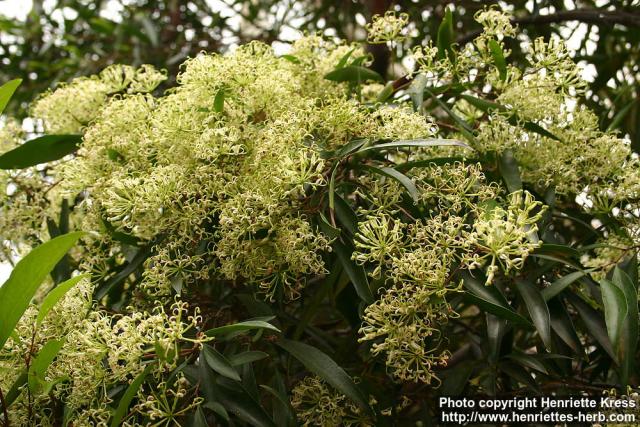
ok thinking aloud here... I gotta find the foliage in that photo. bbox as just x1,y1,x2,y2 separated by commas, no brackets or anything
0,6,639,427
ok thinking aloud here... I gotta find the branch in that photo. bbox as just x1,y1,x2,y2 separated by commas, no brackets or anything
458,8,640,44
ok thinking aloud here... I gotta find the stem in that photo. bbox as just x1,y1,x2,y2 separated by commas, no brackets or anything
0,385,10,427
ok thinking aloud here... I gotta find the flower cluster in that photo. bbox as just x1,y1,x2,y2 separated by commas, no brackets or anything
366,11,410,44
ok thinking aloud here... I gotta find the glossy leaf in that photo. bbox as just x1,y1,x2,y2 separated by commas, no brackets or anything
488,39,507,81
333,241,374,304
28,339,65,393
0,78,21,114
542,270,589,301
0,231,84,349
515,279,553,350
205,319,280,337
110,364,152,427
361,165,419,202
277,339,372,416
36,274,89,326
498,149,522,193
0,134,82,169
203,345,241,381
324,66,383,83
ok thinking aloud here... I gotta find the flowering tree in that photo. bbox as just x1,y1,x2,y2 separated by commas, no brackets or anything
0,7,638,426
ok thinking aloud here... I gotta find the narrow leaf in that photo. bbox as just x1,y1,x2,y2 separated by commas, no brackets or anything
324,66,383,83
0,79,21,114
488,39,507,81
498,149,522,193
205,319,280,338
515,279,553,350
542,270,588,301
28,339,65,393
36,274,89,326
0,134,82,169
110,364,152,427
0,232,84,349
277,339,372,416
333,241,374,304
600,278,627,356
202,345,241,381
361,165,419,202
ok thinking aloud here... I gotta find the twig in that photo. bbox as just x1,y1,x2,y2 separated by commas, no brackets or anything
457,9,640,44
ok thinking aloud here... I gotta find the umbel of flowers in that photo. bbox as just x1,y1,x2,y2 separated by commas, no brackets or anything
0,6,638,427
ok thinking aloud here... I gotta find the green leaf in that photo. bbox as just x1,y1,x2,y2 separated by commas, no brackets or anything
424,88,476,142
542,270,589,301
335,48,355,69
0,134,82,169
203,345,241,381
566,293,615,359
498,149,522,193
462,272,532,328
205,319,280,338
407,73,427,111
515,279,553,350
0,79,22,115
280,54,300,64
333,241,374,304
0,231,84,349
1,371,27,412
229,351,270,366
488,39,507,81
356,138,471,154
459,94,505,112
606,99,635,132
376,82,394,102
610,268,638,384
214,88,225,113
192,406,209,427
361,165,419,202
440,363,474,396
110,364,152,427
333,194,359,236
437,8,454,60
28,339,65,393
213,378,276,427
600,278,627,359
324,66,383,84
259,385,296,427
277,339,373,416
548,298,583,354
36,274,89,326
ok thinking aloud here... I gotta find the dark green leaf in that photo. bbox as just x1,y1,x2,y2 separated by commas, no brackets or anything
437,8,454,60
515,279,553,350
361,165,418,202
356,138,471,154
548,298,583,354
333,194,359,236
324,66,383,83
205,319,280,337
566,293,615,359
498,149,522,193
462,272,532,328
110,364,152,427
542,270,589,301
229,351,270,366
203,345,241,381
277,339,372,416
0,134,82,169
0,232,84,349
333,241,374,304
600,278,627,358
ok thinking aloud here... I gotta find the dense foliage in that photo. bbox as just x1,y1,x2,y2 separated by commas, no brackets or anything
0,6,639,427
